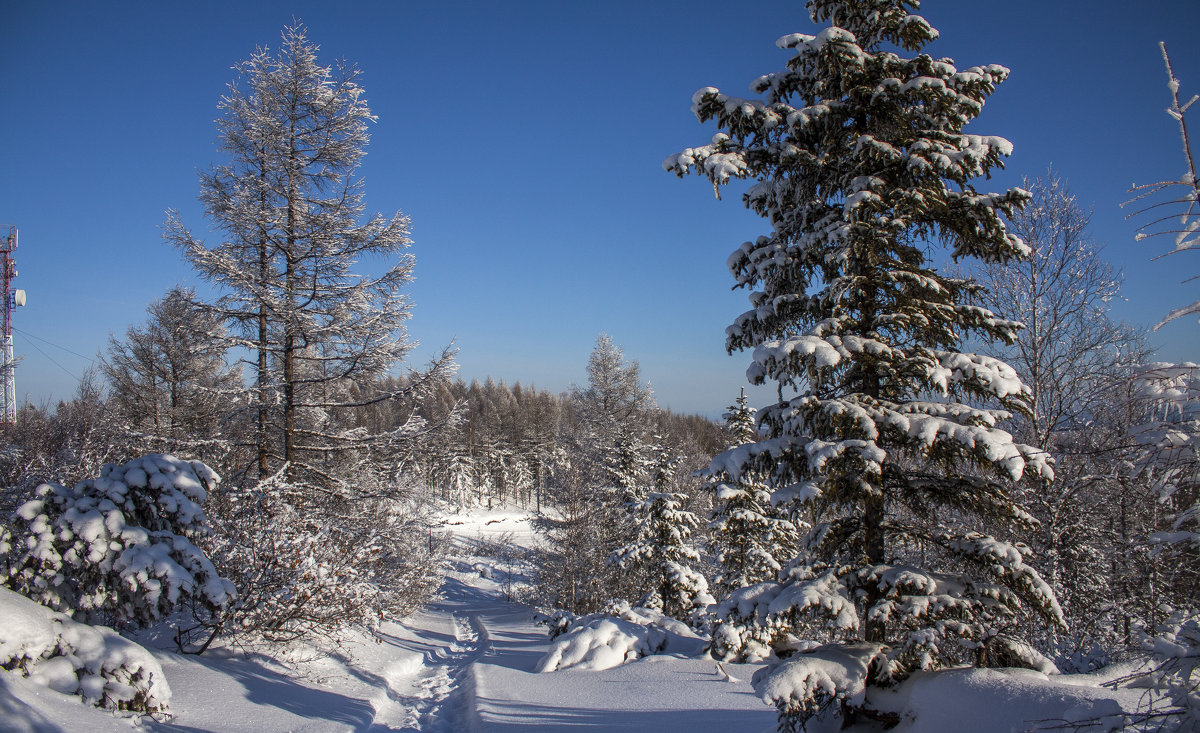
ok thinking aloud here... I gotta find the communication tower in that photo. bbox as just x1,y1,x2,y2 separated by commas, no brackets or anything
1,226,26,425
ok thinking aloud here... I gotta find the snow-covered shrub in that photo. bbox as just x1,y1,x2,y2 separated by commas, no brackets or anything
0,587,170,713
1130,609,1200,732
0,454,234,630
202,468,443,643
708,581,820,663
753,642,885,732
535,600,707,672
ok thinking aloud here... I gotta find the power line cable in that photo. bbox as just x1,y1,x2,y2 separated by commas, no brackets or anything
12,327,96,364
16,335,77,381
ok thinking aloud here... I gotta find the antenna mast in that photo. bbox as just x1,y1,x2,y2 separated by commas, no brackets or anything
1,226,26,425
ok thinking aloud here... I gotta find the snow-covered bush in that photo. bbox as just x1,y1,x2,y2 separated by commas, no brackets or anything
201,468,443,643
753,642,884,731
1130,609,1200,732
0,587,170,713
709,581,819,663
0,454,234,630
535,600,707,672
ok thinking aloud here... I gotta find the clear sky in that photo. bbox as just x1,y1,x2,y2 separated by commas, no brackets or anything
1,0,1198,417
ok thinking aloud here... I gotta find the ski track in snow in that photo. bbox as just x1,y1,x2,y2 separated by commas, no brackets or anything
371,545,495,732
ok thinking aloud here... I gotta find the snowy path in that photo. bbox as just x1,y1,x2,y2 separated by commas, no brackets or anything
0,507,1153,732
415,533,776,733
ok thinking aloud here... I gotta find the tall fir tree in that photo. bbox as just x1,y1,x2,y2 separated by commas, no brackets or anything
668,0,1062,724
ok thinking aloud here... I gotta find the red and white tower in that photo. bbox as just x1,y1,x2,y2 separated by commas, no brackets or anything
1,226,26,425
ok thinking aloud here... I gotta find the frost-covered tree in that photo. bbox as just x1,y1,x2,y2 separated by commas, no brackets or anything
1132,363,1200,601
0,455,234,640
1123,363,1200,731
165,22,452,488
1127,43,1200,329
667,0,1062,725
539,336,658,611
572,334,654,454
102,286,242,461
967,172,1146,661
708,390,796,597
971,172,1131,449
611,448,713,620
159,23,452,643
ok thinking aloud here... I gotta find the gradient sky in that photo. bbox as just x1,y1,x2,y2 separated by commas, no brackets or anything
2,0,1198,417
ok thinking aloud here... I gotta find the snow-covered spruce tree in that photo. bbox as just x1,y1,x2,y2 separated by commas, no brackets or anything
0,455,234,638
610,446,713,621
164,22,453,490
708,390,797,597
667,0,1062,725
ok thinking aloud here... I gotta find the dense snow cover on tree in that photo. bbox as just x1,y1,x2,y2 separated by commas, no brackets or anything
668,0,1065,727
0,587,170,713
707,390,798,599
610,448,714,620
0,454,233,631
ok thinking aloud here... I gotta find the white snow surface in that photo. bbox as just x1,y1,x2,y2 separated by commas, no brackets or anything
0,504,1173,731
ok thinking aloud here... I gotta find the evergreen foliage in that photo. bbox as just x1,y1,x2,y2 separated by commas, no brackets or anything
0,455,234,631
708,390,796,597
611,447,713,620
668,0,1064,724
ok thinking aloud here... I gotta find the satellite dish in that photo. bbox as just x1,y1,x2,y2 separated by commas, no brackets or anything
13,290,25,307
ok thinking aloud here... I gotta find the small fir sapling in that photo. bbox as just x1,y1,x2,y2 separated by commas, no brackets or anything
707,390,800,598
610,447,714,621
0,455,234,637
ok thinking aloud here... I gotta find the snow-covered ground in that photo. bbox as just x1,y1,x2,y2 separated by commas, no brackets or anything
0,506,1158,733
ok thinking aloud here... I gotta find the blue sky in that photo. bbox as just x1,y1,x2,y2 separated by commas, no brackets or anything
1,0,1198,417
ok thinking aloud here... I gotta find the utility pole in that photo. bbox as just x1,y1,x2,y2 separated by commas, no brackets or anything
1,226,26,425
